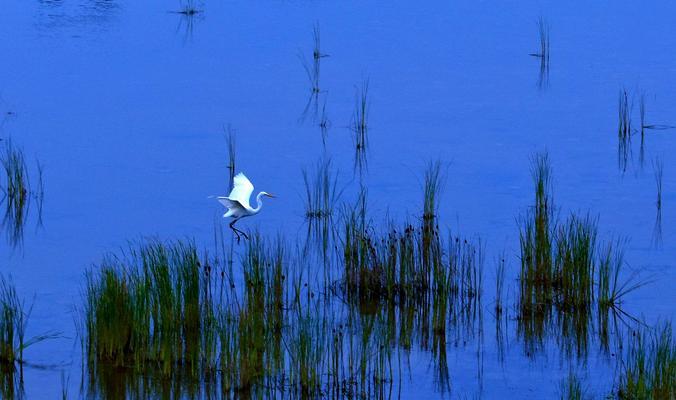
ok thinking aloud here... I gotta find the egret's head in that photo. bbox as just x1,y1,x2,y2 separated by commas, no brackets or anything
261,192,276,198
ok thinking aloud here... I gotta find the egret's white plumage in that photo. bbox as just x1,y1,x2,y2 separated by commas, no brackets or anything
214,172,275,241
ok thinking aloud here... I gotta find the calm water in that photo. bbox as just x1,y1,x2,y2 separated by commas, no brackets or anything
0,0,674,398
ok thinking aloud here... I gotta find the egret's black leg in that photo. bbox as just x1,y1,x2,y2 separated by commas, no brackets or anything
229,220,242,243
230,219,250,242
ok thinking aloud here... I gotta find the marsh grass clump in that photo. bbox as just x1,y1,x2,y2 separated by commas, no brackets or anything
0,140,44,247
0,276,26,366
0,275,57,367
553,214,597,311
216,234,289,393
302,158,340,219
1,141,29,215
423,160,443,222
84,240,213,376
596,239,646,314
597,240,624,311
617,322,675,399
519,158,599,314
518,152,555,316
341,212,483,311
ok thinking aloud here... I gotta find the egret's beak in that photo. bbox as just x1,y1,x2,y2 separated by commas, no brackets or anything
266,193,277,198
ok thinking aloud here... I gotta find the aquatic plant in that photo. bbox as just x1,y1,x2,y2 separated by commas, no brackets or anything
494,255,506,316
559,372,587,400
536,16,550,63
518,152,555,317
225,125,236,191
596,239,646,314
617,321,675,399
301,54,320,95
0,275,57,366
318,95,330,141
639,92,646,138
352,80,369,172
1,141,30,248
302,157,340,219
652,157,663,247
312,22,328,61
422,160,443,222
653,157,663,212
529,16,550,88
553,214,597,311
618,88,633,140
177,0,201,15
84,240,213,376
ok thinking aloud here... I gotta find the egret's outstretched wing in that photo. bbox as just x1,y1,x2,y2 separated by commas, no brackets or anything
228,173,254,209
217,196,246,217
217,196,239,208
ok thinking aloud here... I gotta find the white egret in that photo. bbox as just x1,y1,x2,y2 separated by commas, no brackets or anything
215,173,275,242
